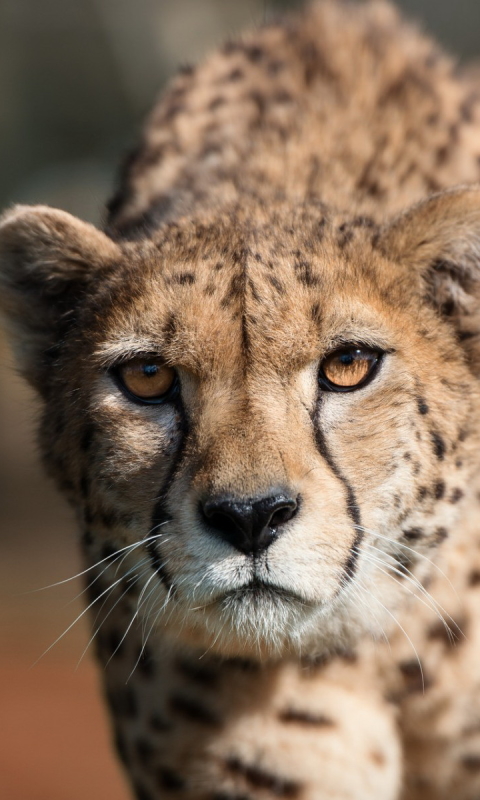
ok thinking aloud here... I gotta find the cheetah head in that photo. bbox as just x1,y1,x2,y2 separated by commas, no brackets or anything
1,188,480,658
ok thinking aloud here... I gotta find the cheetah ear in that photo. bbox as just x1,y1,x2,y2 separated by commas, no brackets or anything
378,186,480,371
0,205,121,391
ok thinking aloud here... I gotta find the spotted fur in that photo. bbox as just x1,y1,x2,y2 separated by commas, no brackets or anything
2,2,480,798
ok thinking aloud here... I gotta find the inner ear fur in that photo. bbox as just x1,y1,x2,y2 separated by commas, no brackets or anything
378,186,480,372
0,205,121,391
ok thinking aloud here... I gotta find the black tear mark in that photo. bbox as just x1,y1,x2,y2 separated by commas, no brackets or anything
312,417,362,582
148,400,188,589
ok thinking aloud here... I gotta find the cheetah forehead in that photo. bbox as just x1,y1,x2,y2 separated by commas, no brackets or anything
97,210,404,375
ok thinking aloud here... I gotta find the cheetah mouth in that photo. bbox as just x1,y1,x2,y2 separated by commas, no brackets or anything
219,580,313,608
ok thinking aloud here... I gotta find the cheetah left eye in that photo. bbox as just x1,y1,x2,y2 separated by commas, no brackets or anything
319,346,382,392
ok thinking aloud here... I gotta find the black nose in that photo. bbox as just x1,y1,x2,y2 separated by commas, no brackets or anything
201,493,299,555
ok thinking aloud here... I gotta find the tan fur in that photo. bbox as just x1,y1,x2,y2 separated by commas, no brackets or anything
2,2,480,798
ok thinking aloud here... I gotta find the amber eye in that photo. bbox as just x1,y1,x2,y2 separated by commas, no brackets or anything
115,358,178,404
319,347,381,392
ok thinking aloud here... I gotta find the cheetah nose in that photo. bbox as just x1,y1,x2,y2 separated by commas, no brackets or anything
201,493,299,555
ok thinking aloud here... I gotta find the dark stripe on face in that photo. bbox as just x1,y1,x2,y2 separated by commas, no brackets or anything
147,400,189,590
311,411,363,582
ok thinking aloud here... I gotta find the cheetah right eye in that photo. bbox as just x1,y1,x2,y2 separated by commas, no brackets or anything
319,346,383,392
112,358,179,405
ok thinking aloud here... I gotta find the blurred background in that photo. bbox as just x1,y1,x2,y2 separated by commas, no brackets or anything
0,1,479,798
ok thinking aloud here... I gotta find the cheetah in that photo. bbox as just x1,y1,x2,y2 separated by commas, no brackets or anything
2,1,480,798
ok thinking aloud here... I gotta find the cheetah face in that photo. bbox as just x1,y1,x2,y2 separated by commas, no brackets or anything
1,190,480,657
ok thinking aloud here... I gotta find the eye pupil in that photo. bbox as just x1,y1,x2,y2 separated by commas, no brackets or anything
143,364,158,377
340,353,354,365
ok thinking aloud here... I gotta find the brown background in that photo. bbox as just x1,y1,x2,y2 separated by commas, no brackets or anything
1,1,479,798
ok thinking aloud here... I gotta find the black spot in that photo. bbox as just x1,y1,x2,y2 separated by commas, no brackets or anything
351,215,376,228
310,302,321,322
101,542,117,562
173,271,196,285
427,616,465,647
149,713,172,733
209,96,226,111
434,527,449,543
82,529,94,547
247,278,262,304
178,62,194,76
157,768,186,791
80,474,90,499
418,486,428,501
273,89,293,104
222,272,244,307
100,509,121,529
417,398,429,415
136,645,155,678
450,488,464,504
170,694,220,726
403,527,424,541
294,259,321,287
135,738,155,767
222,657,260,672
246,44,264,62
337,226,354,248
177,659,219,686
394,552,412,577
430,431,446,460
108,686,138,718
267,275,285,294
105,628,124,659
227,67,244,82
120,575,139,598
204,282,216,297
434,481,446,500
162,312,178,344
225,758,301,798
134,783,155,800
80,424,96,451
461,754,480,772
212,794,252,800
403,452,411,461
279,708,334,726
399,659,431,692
249,90,266,114
469,570,480,587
